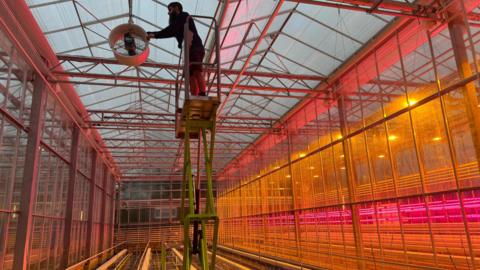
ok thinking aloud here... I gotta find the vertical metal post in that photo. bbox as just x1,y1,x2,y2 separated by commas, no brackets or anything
373,50,409,262
354,65,384,264
184,17,191,101
182,123,192,270
285,128,301,259
161,244,167,270
395,31,438,267
110,178,116,249
206,126,219,270
237,169,246,250
427,29,476,269
99,166,108,253
12,77,47,270
448,9,480,165
115,183,121,247
214,19,221,100
86,151,97,261
203,127,216,214
327,101,349,270
40,153,52,268
318,152,334,268
337,95,364,269
49,158,63,269
313,103,333,267
193,136,202,254
61,125,80,269
200,220,209,270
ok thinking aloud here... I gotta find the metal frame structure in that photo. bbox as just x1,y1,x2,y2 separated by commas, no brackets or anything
2,0,480,269
19,0,444,184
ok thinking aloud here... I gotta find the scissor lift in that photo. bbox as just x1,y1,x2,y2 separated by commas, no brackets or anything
174,15,221,270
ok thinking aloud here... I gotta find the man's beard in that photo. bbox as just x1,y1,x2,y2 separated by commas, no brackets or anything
169,13,177,25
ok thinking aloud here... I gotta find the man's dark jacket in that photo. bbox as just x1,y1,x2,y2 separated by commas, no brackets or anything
148,11,203,49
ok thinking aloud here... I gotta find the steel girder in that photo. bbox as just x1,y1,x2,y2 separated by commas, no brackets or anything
286,0,442,19
55,55,326,81
51,71,322,94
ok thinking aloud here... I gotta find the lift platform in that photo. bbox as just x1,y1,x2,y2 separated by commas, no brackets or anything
175,96,219,139
174,15,221,270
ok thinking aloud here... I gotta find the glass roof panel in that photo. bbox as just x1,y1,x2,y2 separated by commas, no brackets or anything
26,0,397,177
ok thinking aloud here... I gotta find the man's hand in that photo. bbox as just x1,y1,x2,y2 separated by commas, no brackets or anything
146,32,155,41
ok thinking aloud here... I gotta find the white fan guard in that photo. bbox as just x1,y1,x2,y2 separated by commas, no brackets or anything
108,23,150,66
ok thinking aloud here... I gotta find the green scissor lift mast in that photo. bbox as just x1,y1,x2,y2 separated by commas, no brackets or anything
175,15,221,270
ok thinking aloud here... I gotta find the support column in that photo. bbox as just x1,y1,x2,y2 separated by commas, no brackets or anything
12,78,47,270
60,125,80,269
86,151,97,258
115,184,121,246
337,96,364,269
98,166,108,253
285,129,302,260
448,9,480,162
110,178,116,248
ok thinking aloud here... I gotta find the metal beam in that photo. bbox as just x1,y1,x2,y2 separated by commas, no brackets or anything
88,122,274,133
286,0,439,19
218,0,286,117
61,80,304,99
12,78,47,270
295,0,416,11
51,71,318,93
103,138,251,144
108,146,244,151
87,110,277,127
55,54,325,81
28,0,71,9
44,13,127,35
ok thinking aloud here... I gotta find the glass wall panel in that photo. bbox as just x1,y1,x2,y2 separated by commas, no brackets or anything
444,88,480,189
386,113,422,196
349,134,372,202
365,124,395,200
411,99,456,193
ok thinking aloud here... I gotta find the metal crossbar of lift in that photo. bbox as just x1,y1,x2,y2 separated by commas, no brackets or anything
175,15,221,270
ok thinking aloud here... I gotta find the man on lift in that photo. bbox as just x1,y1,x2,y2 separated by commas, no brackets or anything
147,2,206,96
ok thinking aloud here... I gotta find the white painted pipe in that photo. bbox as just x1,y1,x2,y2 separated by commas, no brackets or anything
139,248,151,270
217,245,311,270
207,250,251,270
96,249,128,270
171,248,198,270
